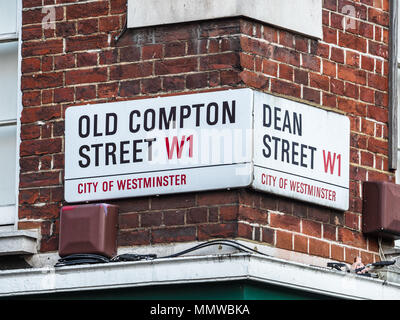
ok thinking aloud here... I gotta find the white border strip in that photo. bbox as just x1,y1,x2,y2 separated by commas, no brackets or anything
1,252,400,299
127,0,323,39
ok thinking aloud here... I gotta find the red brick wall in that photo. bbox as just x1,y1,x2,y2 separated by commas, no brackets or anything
19,0,392,264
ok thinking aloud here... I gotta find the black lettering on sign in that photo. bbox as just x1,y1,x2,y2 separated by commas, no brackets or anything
144,109,156,131
159,107,177,130
206,102,219,125
120,141,130,164
261,134,318,169
263,104,302,136
262,134,271,158
129,110,140,133
79,145,90,168
133,139,143,163
222,100,235,124
180,105,191,128
91,143,103,166
105,142,117,165
105,113,118,135
192,104,205,127
93,115,102,137
78,115,90,138
144,138,156,161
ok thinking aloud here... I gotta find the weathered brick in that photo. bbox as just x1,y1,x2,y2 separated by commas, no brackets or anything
238,206,266,223
276,230,292,251
164,210,185,226
270,214,300,232
240,70,269,90
20,138,62,156
141,212,162,228
187,207,208,224
155,58,198,75
309,238,330,258
54,87,74,103
99,16,121,32
262,227,274,245
141,78,162,94
20,171,60,188
23,0,42,8
54,54,76,70
76,52,98,67
302,220,322,238
303,87,320,104
151,194,196,210
338,227,368,249
294,235,308,254
152,226,196,243
119,80,140,97
110,62,153,80
238,223,253,240
331,244,345,261
77,19,99,35
273,47,300,67
22,40,63,57
21,58,41,73
76,85,96,100
271,78,301,98
66,34,109,52
98,82,119,99
66,68,108,85
142,44,163,60
338,32,367,52
20,124,40,140
21,106,61,124
220,206,238,222
198,223,237,240
120,46,141,62
66,1,109,20
186,73,208,89
118,230,150,246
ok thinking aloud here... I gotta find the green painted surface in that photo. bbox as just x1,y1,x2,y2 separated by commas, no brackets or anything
242,281,328,300
11,280,336,300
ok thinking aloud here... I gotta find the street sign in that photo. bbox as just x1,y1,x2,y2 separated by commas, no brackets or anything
252,91,350,211
65,89,253,202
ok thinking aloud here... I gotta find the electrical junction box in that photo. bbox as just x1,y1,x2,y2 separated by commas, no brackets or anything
362,181,400,240
59,203,119,258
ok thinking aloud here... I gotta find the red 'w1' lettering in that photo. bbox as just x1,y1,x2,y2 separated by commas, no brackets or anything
323,150,341,176
165,135,193,159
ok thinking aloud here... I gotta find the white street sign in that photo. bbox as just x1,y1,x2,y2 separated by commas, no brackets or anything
252,91,350,211
65,89,253,202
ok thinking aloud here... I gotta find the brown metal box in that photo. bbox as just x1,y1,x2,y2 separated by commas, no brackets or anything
362,181,400,239
59,203,119,258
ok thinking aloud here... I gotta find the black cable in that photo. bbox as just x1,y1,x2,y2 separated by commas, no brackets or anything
327,262,347,271
159,239,269,259
159,241,245,259
371,261,395,267
55,240,269,267
110,253,157,262
109,239,269,263
54,253,111,267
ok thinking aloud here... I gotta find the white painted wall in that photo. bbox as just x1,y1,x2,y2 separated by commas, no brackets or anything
128,0,323,39
0,0,17,38
0,0,20,227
